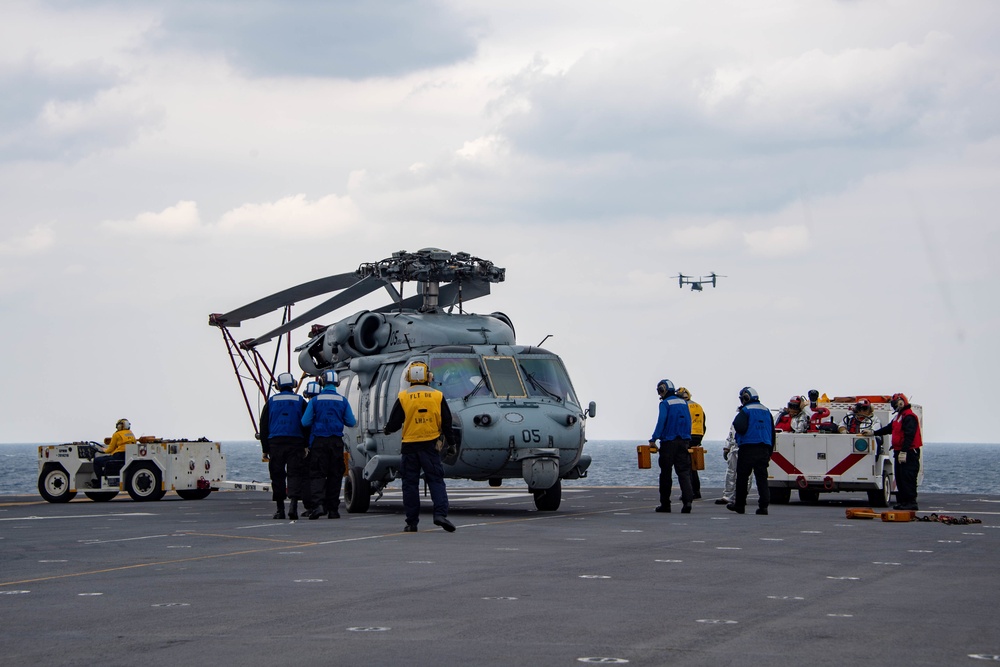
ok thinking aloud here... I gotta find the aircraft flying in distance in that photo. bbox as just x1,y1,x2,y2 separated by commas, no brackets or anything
676,272,725,291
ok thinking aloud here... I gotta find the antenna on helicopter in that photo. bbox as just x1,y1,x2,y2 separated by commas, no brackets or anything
537,334,553,347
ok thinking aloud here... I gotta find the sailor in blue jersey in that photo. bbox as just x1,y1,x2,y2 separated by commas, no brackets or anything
259,372,309,520
301,369,357,519
728,386,776,515
649,379,694,514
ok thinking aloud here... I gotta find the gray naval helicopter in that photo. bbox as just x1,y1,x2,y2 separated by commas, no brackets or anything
209,248,595,512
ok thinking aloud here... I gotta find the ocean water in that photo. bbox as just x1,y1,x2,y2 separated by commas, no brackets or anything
4,440,998,497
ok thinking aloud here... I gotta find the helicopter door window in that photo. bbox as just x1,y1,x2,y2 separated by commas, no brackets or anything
482,356,527,399
518,357,580,407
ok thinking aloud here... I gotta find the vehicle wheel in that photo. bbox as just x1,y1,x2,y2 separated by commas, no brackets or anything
344,467,371,513
38,465,77,503
176,489,212,500
533,479,562,512
125,463,165,502
867,471,892,508
798,488,820,504
770,487,791,504
85,491,118,502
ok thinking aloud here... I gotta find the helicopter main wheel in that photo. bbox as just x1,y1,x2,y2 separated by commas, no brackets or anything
84,491,118,502
125,463,165,502
38,465,77,503
344,466,371,513
176,489,212,500
532,479,562,512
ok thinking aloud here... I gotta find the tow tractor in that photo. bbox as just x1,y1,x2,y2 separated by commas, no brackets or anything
37,438,227,503
767,397,923,506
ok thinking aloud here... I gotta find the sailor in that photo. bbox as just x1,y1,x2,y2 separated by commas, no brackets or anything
727,386,776,515
92,418,135,481
873,393,922,511
649,379,694,514
676,387,704,500
838,399,883,435
776,396,810,433
383,361,457,533
259,372,309,520
301,370,356,520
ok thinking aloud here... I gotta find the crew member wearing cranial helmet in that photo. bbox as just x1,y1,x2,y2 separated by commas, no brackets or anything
873,393,922,511
727,386,776,516
301,369,357,520
259,372,309,520
649,379,694,514
384,361,457,533
92,418,136,481
676,387,704,500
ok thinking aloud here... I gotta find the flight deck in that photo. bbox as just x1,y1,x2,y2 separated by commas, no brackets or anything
1,487,998,666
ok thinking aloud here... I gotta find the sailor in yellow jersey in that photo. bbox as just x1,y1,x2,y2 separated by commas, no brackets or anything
93,418,136,481
384,361,457,533
677,387,704,499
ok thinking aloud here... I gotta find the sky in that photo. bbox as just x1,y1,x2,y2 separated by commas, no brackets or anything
1,0,998,445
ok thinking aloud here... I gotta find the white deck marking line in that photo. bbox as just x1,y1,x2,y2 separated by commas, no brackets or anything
0,513,155,522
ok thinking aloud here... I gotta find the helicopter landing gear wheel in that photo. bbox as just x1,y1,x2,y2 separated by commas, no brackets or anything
532,479,562,512
39,465,77,503
344,466,371,513
125,463,165,502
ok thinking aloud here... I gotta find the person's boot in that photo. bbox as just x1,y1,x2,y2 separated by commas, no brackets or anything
288,500,299,521
273,502,286,520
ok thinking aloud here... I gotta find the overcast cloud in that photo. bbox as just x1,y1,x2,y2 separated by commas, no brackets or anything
1,0,997,445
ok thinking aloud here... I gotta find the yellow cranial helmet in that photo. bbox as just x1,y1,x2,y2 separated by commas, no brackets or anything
406,361,431,384
676,387,691,400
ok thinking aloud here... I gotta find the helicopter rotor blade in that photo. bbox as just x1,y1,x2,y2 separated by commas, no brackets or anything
248,275,385,347
214,271,361,327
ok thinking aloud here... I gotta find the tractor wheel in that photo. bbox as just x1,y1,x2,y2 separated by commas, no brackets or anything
39,465,77,503
176,489,212,500
125,463,165,502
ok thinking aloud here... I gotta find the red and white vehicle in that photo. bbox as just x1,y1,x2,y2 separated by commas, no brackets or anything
767,397,923,506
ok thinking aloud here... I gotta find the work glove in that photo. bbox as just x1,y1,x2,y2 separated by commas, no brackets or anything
261,453,270,463
860,429,873,436
898,451,907,464
303,448,310,458
722,447,730,461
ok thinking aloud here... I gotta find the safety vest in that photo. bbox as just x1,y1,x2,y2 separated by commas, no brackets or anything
688,400,705,436
736,402,772,445
398,387,444,443
890,407,923,451
310,391,351,439
268,392,306,438
654,395,692,441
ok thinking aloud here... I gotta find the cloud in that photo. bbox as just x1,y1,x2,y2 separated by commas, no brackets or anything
0,224,55,255
151,0,486,79
101,194,361,239
743,224,810,257
217,193,360,236
101,200,202,237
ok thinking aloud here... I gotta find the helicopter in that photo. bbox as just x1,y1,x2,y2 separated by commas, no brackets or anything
209,248,595,513
676,272,724,291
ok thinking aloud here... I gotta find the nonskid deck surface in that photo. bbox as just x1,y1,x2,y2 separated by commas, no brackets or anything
1,487,999,666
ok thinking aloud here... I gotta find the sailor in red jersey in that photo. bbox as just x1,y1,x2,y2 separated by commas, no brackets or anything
873,393,922,510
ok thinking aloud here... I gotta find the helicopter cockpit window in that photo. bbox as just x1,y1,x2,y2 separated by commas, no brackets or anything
429,357,488,401
518,357,580,407
482,356,527,399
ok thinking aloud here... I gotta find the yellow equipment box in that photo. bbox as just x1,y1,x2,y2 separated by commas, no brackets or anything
881,510,916,522
846,508,879,520
688,446,705,471
637,444,653,469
